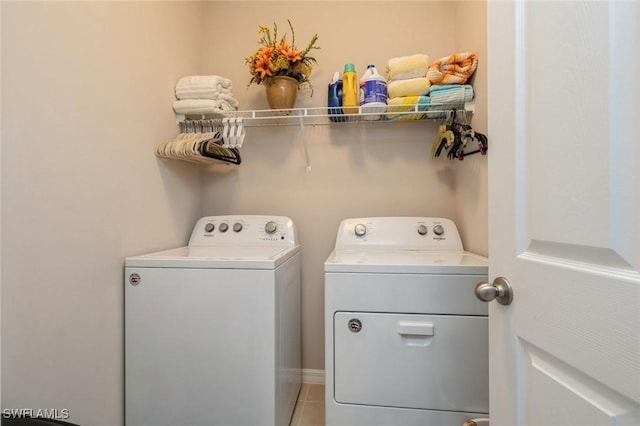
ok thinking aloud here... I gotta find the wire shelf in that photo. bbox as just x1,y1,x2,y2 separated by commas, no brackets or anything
169,101,477,170
174,101,475,127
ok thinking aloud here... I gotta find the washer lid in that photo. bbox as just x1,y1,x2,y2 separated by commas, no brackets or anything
125,245,299,269
324,249,488,274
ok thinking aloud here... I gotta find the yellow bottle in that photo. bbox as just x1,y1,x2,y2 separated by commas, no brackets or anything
342,63,358,114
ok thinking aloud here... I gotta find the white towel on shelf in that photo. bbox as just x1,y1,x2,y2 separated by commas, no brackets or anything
175,75,234,100
176,85,233,100
173,99,237,115
206,92,239,108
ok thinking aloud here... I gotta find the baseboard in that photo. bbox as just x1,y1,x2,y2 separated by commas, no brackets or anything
301,368,325,384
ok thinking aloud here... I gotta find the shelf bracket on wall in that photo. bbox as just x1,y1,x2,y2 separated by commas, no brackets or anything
298,114,312,172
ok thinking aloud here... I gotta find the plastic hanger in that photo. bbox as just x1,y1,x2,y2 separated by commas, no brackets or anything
235,117,246,148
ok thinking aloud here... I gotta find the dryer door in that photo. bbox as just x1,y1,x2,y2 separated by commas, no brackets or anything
333,312,488,413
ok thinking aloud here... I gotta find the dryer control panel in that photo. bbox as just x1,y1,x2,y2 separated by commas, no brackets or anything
189,215,297,247
335,217,463,251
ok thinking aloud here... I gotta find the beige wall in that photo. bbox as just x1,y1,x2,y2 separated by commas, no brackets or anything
1,2,204,425
1,1,487,424
453,0,489,256
201,2,488,370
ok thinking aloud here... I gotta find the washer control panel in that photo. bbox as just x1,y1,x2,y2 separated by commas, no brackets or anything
189,215,297,247
336,217,463,251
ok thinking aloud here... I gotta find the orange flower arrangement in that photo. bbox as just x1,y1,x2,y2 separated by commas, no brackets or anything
246,20,320,92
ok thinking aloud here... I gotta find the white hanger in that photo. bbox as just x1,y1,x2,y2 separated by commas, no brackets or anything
235,117,245,148
222,117,231,148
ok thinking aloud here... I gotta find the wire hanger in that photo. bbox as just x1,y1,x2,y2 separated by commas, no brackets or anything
157,118,243,165
432,110,488,160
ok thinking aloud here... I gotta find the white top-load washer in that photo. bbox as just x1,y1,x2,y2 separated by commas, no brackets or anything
325,217,489,426
125,215,301,426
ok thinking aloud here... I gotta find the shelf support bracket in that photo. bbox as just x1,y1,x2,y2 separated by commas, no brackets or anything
298,115,311,171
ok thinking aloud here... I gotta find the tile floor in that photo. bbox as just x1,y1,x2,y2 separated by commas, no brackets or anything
290,383,325,426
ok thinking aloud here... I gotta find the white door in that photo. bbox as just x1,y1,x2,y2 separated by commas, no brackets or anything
487,1,640,425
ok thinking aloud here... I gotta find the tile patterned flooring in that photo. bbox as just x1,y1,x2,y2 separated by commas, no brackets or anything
290,383,325,426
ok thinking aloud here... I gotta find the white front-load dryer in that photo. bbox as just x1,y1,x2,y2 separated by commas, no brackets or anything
324,217,489,426
125,215,301,426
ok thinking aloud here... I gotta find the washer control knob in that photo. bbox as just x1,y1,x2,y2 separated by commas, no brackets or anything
417,224,428,235
433,224,445,236
354,224,367,237
204,223,215,233
265,221,278,234
233,222,243,232
219,223,229,232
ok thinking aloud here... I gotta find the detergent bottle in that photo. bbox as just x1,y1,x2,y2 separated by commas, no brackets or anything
327,71,345,122
341,63,359,114
359,64,387,121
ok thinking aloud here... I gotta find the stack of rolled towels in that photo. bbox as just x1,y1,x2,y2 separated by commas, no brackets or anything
173,75,239,117
386,52,478,121
385,54,432,121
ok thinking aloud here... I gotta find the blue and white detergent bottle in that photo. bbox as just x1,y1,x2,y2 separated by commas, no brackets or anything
328,71,346,122
359,64,387,121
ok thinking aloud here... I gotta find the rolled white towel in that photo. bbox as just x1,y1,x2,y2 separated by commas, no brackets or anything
173,99,237,115
176,90,239,107
195,92,239,108
175,75,234,100
176,86,232,100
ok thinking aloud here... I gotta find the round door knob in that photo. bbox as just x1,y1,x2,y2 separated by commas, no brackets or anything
354,224,367,237
475,277,513,305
